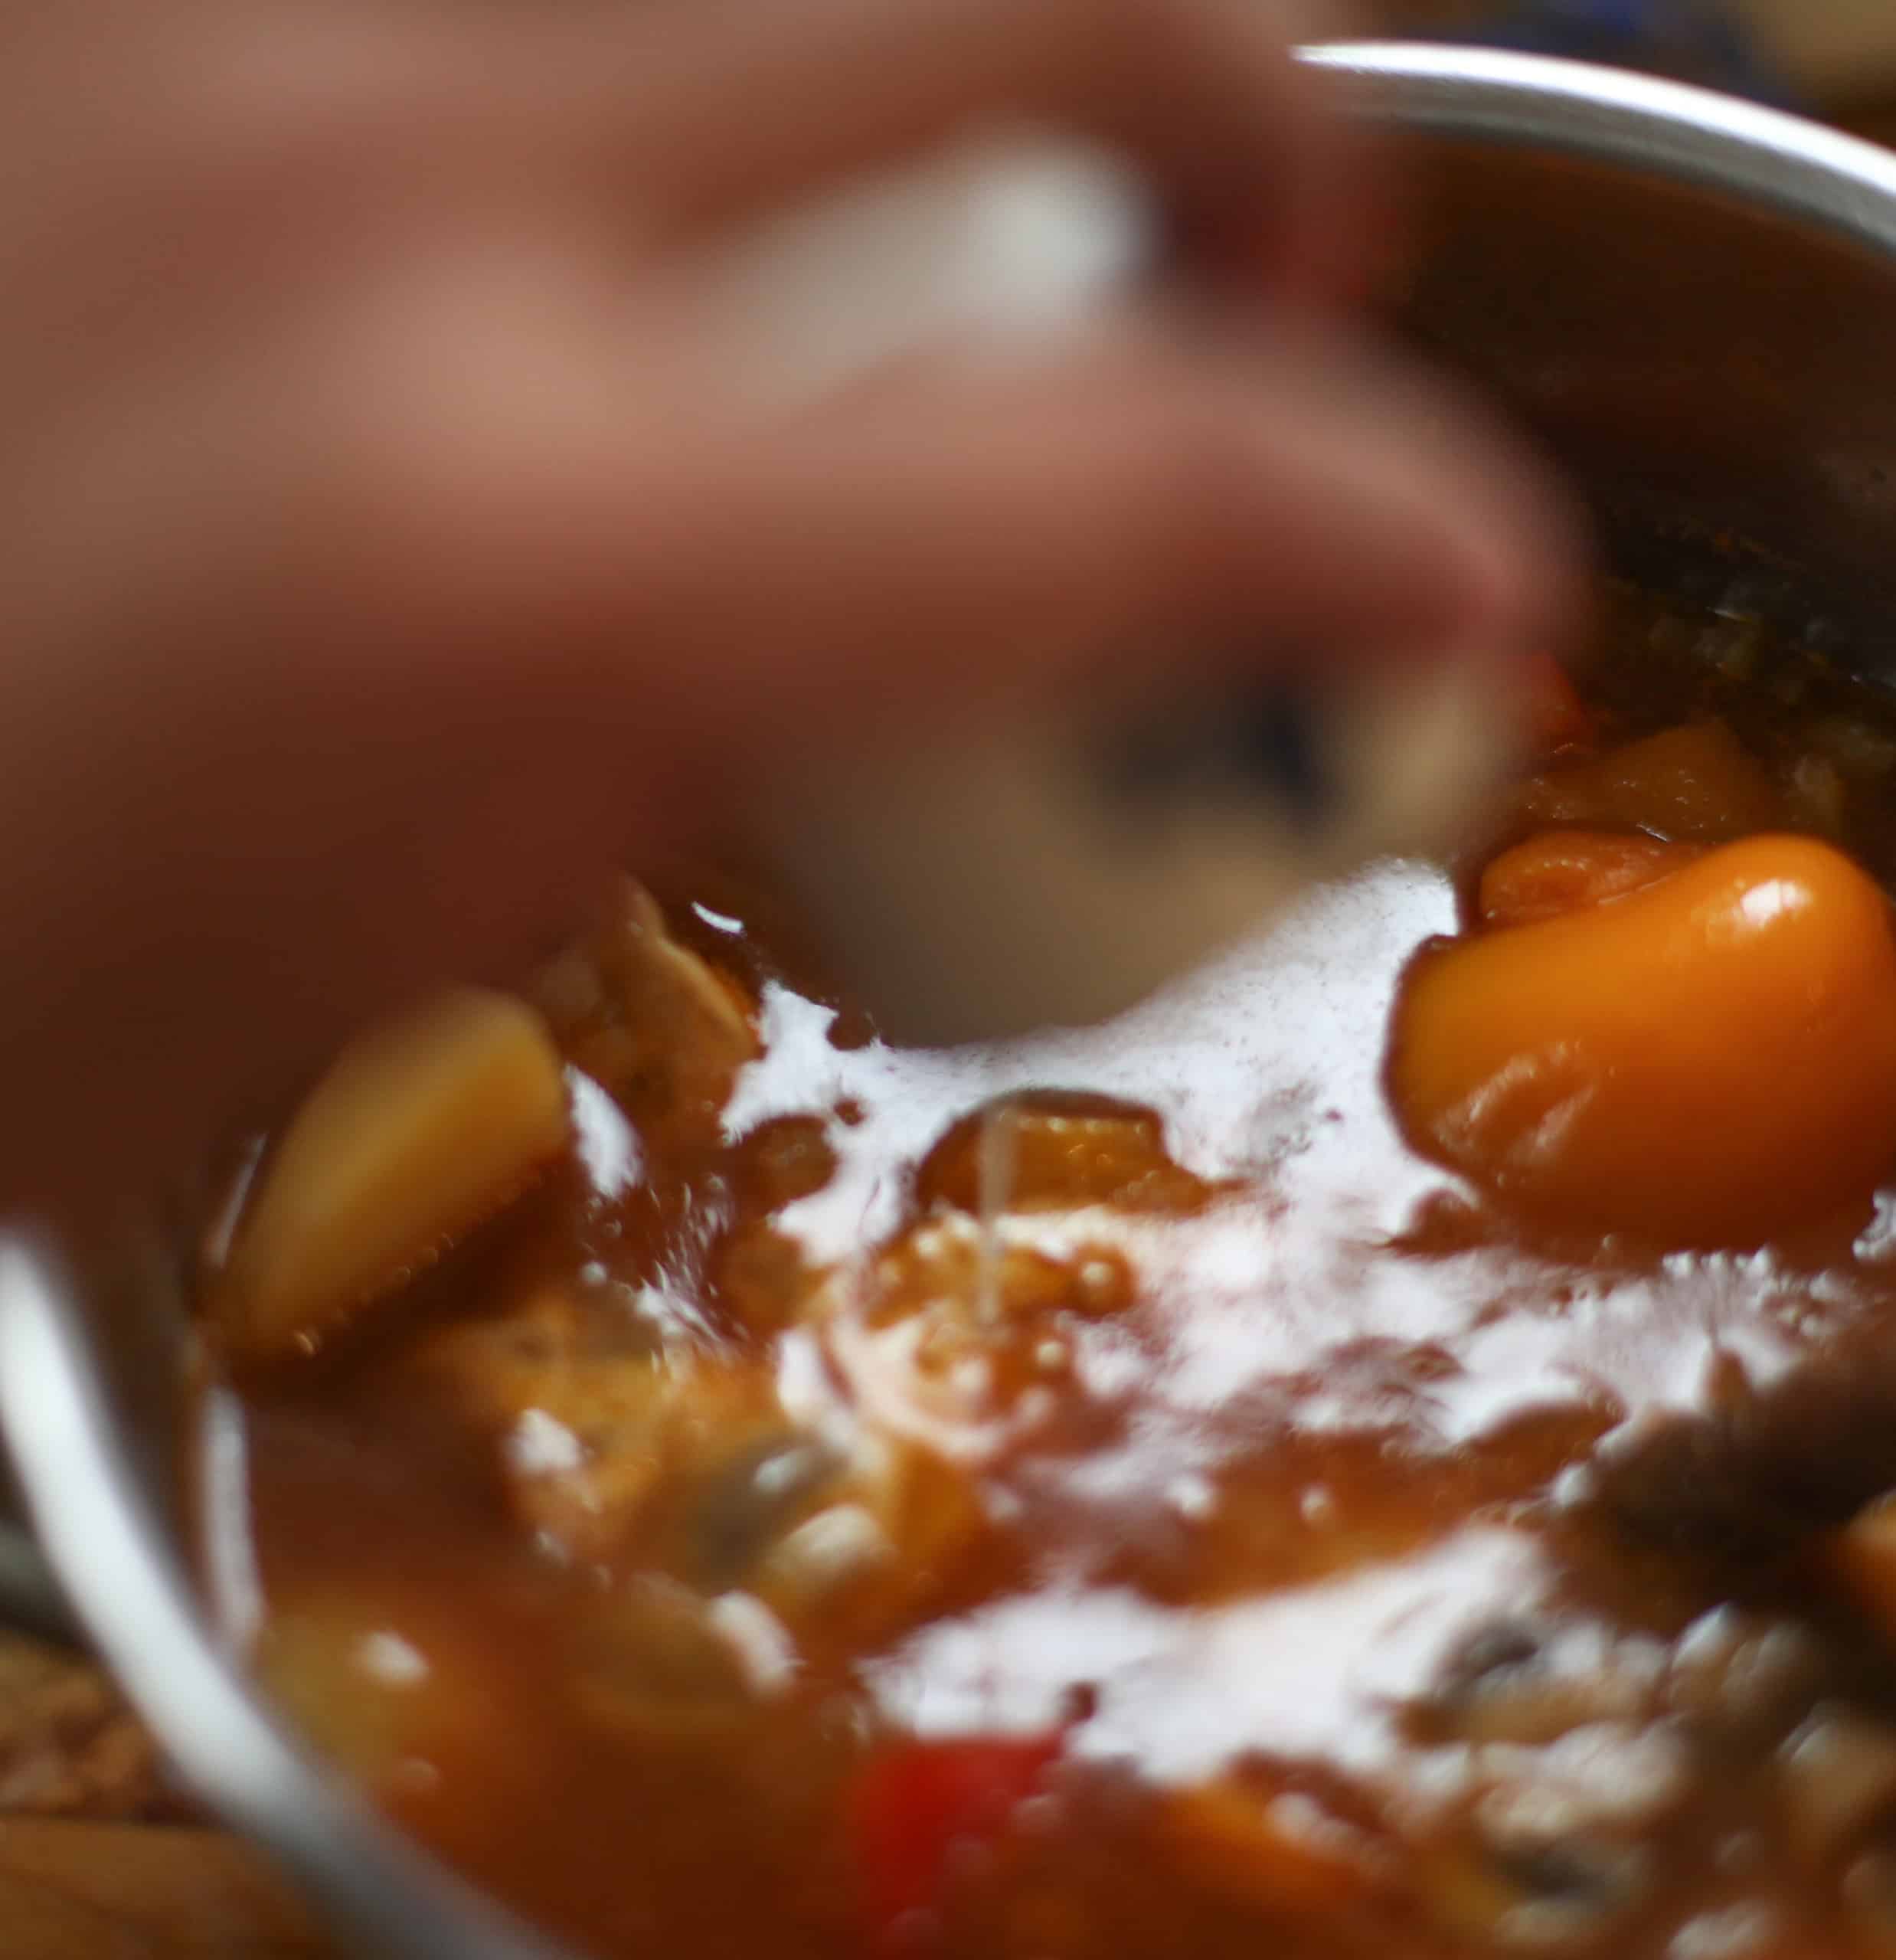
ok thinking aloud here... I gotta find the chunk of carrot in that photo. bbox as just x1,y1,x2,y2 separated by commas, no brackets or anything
1391,834,1896,1245
1515,720,1783,842
1476,830,1705,928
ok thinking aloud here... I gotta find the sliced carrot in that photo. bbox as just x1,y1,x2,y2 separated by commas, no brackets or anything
1476,829,1704,928
1515,720,1783,843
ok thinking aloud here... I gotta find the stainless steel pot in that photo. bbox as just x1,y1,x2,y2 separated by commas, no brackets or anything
8,40,1896,1960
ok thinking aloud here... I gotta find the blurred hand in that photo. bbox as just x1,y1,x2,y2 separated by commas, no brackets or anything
0,0,1575,1205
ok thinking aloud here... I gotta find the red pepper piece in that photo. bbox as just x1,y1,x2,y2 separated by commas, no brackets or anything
847,1733,1062,1945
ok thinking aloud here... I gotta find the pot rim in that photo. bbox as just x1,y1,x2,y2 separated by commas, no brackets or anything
9,38,1896,1960
1307,39,1896,254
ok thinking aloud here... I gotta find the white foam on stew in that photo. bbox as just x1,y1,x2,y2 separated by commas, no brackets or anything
725,863,1451,1249
566,1068,642,1199
867,1526,1550,1785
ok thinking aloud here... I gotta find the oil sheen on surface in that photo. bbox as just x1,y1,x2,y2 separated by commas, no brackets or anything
195,586,1896,1960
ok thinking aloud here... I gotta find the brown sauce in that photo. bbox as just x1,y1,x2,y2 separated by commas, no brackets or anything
195,583,1896,1959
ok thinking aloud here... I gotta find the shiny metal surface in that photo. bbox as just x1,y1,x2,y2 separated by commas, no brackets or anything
0,1238,560,1960
1312,43,1896,237
1318,45,1896,643
10,41,1896,1960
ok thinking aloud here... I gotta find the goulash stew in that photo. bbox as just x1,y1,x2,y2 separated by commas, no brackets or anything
192,585,1896,1959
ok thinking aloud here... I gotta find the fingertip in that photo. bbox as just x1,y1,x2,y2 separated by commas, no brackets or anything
1237,0,1393,309
1437,450,1593,664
